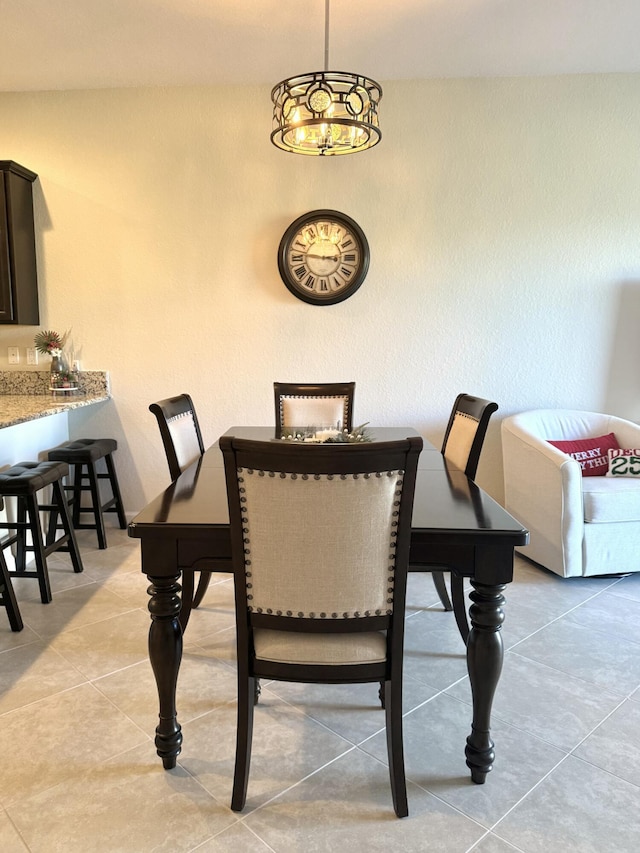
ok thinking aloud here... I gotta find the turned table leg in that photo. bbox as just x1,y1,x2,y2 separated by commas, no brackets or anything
147,574,183,769
465,580,506,784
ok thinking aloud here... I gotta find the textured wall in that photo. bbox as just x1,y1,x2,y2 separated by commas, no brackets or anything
1,75,639,512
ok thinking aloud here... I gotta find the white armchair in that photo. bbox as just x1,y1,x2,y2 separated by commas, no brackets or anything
502,409,640,578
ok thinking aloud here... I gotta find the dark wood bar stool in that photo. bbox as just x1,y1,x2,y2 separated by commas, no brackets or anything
47,438,127,549
0,498,23,631
0,461,84,604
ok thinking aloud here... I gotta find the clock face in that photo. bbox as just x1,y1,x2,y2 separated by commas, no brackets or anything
277,210,369,305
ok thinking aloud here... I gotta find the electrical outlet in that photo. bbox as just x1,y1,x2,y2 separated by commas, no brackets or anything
8,346,19,364
27,347,38,365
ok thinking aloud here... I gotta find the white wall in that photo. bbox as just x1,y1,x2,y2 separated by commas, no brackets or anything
1,75,640,512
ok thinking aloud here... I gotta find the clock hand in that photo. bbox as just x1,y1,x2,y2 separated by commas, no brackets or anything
306,253,339,261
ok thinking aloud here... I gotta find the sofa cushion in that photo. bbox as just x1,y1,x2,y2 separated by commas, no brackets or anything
607,448,640,478
547,432,620,476
582,476,640,523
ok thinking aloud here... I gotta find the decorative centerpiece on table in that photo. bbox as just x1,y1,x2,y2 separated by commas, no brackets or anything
279,423,373,443
33,329,77,390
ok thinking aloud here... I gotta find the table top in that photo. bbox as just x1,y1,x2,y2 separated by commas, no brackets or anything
129,427,529,549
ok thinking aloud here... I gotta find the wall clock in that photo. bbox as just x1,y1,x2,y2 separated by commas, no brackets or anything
277,209,369,305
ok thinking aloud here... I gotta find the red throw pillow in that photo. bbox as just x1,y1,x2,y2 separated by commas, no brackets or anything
547,433,620,476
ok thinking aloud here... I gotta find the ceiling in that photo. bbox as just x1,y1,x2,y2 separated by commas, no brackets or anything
3,0,640,92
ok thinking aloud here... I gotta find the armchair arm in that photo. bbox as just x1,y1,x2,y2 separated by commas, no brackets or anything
606,415,640,449
502,417,584,577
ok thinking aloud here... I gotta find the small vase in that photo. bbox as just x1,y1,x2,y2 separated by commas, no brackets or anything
50,353,69,387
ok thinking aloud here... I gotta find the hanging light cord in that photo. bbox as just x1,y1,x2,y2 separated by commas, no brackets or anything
324,0,330,72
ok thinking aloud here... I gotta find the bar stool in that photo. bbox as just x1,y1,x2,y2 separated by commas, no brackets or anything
0,498,23,631
47,438,126,549
0,461,84,604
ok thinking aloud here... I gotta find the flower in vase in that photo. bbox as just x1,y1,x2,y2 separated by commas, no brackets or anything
34,329,70,357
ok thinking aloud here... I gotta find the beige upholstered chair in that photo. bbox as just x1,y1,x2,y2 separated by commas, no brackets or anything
502,409,640,577
149,394,210,630
221,434,423,817
274,382,355,433
430,394,499,642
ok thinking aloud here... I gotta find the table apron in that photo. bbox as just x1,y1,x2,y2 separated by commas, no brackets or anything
138,534,514,585
409,540,515,585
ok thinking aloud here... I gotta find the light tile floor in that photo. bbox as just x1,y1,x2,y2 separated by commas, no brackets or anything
1,527,640,852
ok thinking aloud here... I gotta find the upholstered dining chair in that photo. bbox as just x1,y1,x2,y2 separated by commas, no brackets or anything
149,393,209,630
220,434,422,817
430,394,499,642
274,381,355,433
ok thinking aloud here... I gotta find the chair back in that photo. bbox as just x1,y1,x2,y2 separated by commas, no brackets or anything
274,382,355,432
221,436,422,641
505,409,616,442
441,393,499,479
149,393,205,481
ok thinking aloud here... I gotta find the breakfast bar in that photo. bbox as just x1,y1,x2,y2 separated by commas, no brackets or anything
0,371,112,575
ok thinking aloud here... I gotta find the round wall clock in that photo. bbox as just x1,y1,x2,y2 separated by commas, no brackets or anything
277,209,369,305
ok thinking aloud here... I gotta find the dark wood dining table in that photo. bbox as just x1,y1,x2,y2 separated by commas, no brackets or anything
128,426,529,784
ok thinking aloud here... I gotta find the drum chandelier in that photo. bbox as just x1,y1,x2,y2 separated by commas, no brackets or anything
270,0,382,156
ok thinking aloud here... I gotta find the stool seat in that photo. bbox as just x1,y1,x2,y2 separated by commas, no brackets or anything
47,438,126,549
0,461,69,497
48,438,118,464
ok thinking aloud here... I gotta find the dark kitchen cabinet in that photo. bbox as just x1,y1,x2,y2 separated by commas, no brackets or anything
0,161,39,325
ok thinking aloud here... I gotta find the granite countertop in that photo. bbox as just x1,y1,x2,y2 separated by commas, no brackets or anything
0,393,110,429
0,370,111,429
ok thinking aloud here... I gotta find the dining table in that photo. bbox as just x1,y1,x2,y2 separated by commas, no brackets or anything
128,426,529,784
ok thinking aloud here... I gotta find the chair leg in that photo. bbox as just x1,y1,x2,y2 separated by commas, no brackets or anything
15,497,28,573
71,463,84,529
85,463,108,549
231,673,256,812
52,481,84,574
178,571,214,632
192,571,211,609
432,570,453,611
24,494,53,604
104,453,127,529
384,677,408,818
178,571,195,633
46,500,61,547
451,574,470,644
0,550,23,631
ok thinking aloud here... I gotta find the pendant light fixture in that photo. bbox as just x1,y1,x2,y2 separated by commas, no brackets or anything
271,0,382,156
